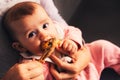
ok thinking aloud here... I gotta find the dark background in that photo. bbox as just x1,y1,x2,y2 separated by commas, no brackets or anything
54,0,120,79
69,0,120,46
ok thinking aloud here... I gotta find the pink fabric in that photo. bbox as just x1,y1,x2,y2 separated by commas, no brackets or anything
41,23,120,80
42,63,53,80
54,21,83,48
75,40,120,80
43,40,120,80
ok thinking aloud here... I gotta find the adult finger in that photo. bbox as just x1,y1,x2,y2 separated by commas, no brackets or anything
50,64,77,80
19,61,44,79
50,55,76,73
28,66,44,79
31,74,44,80
22,60,42,70
50,47,90,74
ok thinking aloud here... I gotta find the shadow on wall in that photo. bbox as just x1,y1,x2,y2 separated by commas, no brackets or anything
53,0,81,22
69,0,120,46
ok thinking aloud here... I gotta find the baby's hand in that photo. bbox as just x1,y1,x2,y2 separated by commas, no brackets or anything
59,39,78,54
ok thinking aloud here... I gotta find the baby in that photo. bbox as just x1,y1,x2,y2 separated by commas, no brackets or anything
2,1,90,80
2,1,120,80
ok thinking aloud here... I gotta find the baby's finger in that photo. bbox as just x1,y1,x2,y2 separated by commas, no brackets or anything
62,40,69,50
66,43,72,52
70,46,77,55
56,46,68,54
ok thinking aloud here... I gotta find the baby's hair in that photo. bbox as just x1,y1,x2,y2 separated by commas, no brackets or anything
1,1,40,41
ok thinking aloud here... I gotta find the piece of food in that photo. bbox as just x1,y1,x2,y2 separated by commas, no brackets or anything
39,38,61,62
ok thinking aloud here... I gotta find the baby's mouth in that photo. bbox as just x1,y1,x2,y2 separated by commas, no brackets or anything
40,38,54,53
39,38,56,62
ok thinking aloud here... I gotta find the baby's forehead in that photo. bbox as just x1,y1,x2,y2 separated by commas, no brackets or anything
9,2,49,27
8,2,43,22
31,2,44,10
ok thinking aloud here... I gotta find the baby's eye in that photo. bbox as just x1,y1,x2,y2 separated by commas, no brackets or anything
28,31,37,38
42,23,48,29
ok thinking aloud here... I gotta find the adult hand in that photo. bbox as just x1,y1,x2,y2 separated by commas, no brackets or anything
50,47,90,80
2,60,44,80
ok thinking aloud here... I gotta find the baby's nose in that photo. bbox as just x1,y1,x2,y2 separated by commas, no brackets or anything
39,31,50,41
39,32,46,40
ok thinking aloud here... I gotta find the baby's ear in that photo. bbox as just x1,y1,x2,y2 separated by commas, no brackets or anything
12,42,27,52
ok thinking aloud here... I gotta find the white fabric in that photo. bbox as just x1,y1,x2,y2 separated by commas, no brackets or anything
20,52,72,63
0,0,67,25
54,21,64,39
21,52,72,63
20,52,53,63
40,0,67,25
0,0,40,16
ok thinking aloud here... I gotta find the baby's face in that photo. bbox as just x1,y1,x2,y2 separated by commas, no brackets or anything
10,4,58,55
